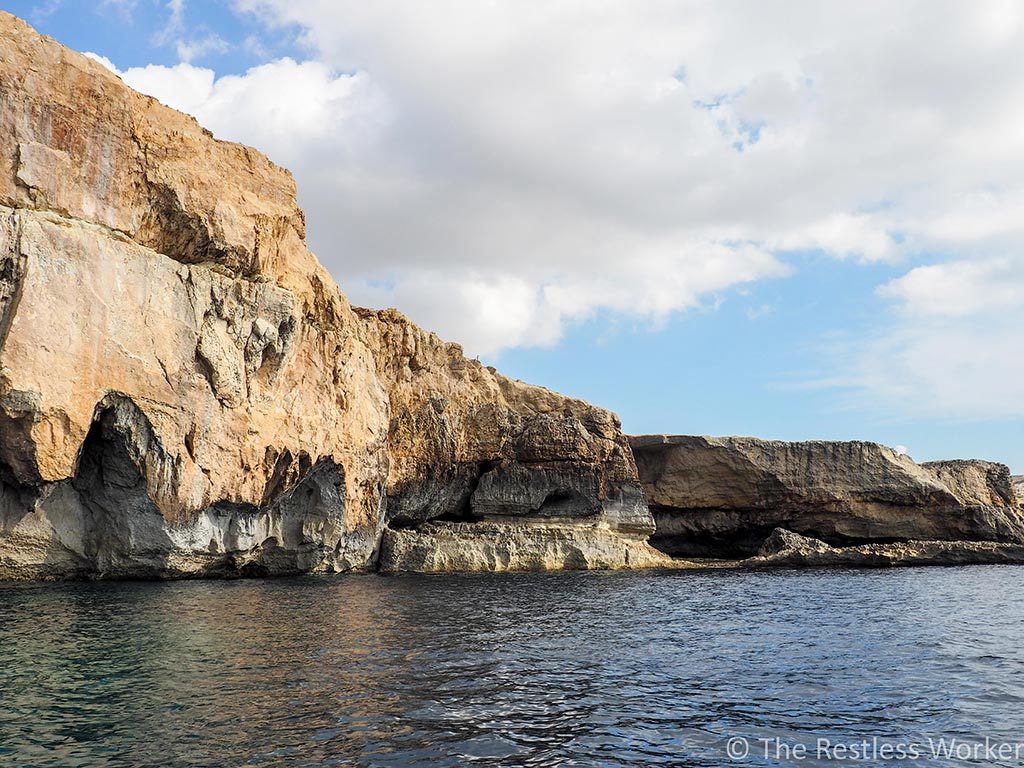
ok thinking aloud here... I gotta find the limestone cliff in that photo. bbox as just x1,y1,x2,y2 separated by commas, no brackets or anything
355,309,651,532
630,435,1024,558
0,13,658,578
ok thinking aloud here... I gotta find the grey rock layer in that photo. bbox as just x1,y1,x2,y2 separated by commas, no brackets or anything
750,528,1024,568
379,521,673,573
630,435,1024,558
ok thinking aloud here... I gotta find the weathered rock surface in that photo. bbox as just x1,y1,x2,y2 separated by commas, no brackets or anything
379,521,673,573
630,435,1024,558
921,460,1019,508
749,528,1024,568
356,308,651,537
0,13,653,579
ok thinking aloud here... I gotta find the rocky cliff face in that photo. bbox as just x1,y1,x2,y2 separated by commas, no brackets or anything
920,460,1019,508
0,13,658,579
630,435,1024,558
355,309,651,533
356,308,658,570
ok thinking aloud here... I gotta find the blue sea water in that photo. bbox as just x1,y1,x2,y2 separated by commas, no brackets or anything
2,568,1024,767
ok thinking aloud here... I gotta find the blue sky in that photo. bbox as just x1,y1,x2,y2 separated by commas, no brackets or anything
6,1,1023,470
11,1,292,72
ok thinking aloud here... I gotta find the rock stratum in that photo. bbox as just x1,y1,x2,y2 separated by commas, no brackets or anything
631,435,1024,559
747,527,1024,569
0,13,662,579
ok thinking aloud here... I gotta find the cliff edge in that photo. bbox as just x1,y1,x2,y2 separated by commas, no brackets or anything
0,13,661,578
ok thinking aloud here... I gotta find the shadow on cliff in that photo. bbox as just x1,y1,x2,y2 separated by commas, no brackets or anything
0,393,354,580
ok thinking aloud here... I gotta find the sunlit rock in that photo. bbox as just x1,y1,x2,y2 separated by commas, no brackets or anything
0,12,653,578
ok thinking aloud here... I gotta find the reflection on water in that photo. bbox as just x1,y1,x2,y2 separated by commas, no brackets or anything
2,568,1024,766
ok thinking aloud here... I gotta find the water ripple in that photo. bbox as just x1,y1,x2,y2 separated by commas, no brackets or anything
2,568,1024,766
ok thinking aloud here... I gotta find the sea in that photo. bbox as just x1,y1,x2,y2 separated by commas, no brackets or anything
2,567,1023,767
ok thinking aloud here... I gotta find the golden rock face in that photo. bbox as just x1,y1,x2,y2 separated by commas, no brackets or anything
0,12,652,578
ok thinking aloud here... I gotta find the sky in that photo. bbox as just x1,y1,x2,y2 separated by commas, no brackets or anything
5,0,1023,470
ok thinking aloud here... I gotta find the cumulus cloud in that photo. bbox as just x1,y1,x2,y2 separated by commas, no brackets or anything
111,0,1024,390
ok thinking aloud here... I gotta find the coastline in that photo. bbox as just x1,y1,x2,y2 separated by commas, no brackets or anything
0,13,1021,582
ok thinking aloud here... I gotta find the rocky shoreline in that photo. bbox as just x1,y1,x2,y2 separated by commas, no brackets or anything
0,12,1021,580
748,528,1024,569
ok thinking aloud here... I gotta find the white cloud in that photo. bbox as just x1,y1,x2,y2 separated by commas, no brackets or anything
841,254,1024,419
776,213,899,263
30,1,61,21
121,62,216,116
120,58,372,162
849,316,1024,420
242,34,268,59
83,51,118,73
149,0,230,64
153,0,184,44
112,0,1024,389
98,0,137,19
175,33,228,64
879,258,1024,318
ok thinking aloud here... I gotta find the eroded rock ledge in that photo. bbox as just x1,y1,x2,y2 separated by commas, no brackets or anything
630,435,1024,561
748,528,1024,569
379,521,672,573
